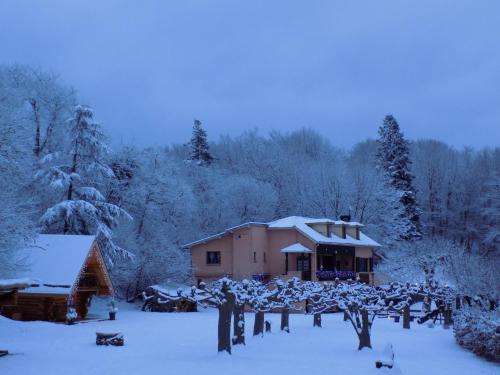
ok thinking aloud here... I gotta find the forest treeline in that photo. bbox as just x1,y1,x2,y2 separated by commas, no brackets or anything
0,65,498,296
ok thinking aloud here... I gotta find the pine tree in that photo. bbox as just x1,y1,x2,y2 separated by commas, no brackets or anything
38,105,131,264
189,119,213,164
377,114,422,240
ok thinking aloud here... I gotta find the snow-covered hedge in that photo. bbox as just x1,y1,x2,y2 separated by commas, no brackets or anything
453,306,500,362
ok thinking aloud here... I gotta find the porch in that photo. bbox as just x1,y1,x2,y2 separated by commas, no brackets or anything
281,243,374,284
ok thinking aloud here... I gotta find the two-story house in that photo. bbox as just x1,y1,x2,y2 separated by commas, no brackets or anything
183,216,380,285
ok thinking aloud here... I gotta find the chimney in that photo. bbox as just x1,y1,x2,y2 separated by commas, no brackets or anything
339,214,351,222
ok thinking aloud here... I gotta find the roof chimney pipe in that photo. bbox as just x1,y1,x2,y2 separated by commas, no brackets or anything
339,214,351,222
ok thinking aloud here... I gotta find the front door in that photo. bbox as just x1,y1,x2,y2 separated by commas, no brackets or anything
297,255,311,281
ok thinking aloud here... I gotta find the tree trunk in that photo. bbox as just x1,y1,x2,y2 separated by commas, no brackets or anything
31,99,41,158
63,150,78,234
455,296,461,310
403,303,411,329
357,309,372,350
423,294,431,313
253,311,264,336
280,308,290,333
217,288,234,354
443,304,452,329
232,303,245,345
313,313,322,327
343,310,349,321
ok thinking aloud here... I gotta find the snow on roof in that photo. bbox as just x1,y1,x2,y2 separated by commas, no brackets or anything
0,278,33,291
21,285,72,295
268,216,380,247
16,234,96,293
280,243,313,253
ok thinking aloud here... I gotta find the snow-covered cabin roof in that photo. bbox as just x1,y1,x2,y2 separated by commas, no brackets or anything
16,234,98,295
280,243,313,253
268,216,380,247
0,278,32,291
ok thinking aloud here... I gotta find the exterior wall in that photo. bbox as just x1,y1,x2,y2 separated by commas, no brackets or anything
308,223,327,236
355,247,372,258
191,236,233,282
331,225,344,237
1,294,69,322
267,229,316,278
232,227,268,280
346,226,358,239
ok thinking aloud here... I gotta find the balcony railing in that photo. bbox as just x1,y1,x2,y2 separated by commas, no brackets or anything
316,270,357,281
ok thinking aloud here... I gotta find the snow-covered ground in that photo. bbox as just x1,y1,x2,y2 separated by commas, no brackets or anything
1,304,498,375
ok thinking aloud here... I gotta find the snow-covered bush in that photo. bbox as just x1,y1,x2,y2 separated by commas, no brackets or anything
453,306,500,362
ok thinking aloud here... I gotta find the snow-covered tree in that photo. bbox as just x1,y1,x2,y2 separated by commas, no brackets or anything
247,280,275,337
376,237,458,284
111,149,194,298
377,115,422,241
189,119,213,165
337,282,385,350
38,105,131,264
0,117,34,277
199,278,236,354
271,278,303,333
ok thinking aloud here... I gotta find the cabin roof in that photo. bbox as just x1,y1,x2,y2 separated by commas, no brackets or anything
16,234,106,295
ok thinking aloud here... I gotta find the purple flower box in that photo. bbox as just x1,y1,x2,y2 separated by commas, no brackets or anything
252,273,265,282
316,270,356,280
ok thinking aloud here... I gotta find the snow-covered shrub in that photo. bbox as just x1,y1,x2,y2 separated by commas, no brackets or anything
453,306,500,362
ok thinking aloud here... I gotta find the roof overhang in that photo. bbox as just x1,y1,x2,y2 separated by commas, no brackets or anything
280,243,313,254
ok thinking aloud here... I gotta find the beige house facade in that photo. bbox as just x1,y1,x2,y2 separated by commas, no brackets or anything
184,216,381,285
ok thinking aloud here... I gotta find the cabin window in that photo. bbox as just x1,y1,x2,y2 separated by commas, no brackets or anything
253,252,257,263
356,257,369,272
206,251,221,265
263,252,267,263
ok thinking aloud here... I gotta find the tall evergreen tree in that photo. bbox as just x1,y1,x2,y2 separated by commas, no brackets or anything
377,114,422,240
38,105,131,264
189,119,213,164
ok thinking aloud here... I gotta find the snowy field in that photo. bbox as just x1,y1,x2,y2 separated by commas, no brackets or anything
1,304,498,375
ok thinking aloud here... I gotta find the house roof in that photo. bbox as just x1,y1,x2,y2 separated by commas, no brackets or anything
182,222,268,247
268,216,381,247
184,216,381,248
16,234,98,295
280,243,313,253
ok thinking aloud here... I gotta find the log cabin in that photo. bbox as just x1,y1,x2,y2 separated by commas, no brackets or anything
0,234,114,322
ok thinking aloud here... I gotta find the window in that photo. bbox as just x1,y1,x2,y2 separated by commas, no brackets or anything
263,252,267,263
342,226,346,239
356,257,369,272
253,252,257,263
206,251,221,265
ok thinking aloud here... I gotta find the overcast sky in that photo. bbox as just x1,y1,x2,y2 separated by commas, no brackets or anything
1,1,499,149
